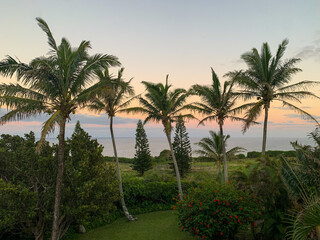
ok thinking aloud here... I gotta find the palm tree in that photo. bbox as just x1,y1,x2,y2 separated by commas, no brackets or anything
195,130,244,175
85,67,136,221
232,39,319,156
125,76,193,200
0,18,120,240
190,68,249,182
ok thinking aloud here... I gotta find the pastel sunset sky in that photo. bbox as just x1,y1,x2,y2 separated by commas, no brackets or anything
1,0,320,139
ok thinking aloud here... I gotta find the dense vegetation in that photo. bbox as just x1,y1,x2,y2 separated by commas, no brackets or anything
0,123,119,240
0,17,319,240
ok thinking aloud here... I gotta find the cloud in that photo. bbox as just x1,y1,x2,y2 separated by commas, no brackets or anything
285,113,320,120
295,35,320,61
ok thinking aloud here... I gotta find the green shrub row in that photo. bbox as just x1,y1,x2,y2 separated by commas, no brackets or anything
247,150,296,158
121,179,196,215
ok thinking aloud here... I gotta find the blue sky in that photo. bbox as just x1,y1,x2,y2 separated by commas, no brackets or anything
0,0,320,138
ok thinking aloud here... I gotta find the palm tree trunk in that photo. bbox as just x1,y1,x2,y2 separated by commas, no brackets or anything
109,117,135,221
262,106,269,157
165,131,183,200
219,123,228,183
51,118,66,240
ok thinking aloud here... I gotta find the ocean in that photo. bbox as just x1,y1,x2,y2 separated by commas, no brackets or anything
47,137,314,158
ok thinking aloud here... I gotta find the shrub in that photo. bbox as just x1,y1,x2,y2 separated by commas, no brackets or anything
121,179,196,215
247,151,261,158
0,126,119,239
247,150,296,158
174,181,261,239
236,153,246,159
155,149,171,162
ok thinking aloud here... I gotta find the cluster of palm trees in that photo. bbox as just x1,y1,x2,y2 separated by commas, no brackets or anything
0,18,319,240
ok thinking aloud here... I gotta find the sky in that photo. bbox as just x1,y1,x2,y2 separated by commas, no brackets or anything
0,0,320,139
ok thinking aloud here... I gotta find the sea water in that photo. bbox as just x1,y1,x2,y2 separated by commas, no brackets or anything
48,137,314,158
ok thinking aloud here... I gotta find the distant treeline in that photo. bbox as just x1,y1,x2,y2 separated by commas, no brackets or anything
104,149,296,163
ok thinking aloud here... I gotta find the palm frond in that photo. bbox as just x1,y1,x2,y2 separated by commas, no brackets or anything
36,110,62,153
0,105,46,124
36,17,58,52
280,100,319,125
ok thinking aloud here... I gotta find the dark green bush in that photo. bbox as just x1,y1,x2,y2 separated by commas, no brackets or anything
155,149,171,162
236,154,246,159
247,150,296,158
122,179,195,214
247,151,261,158
175,181,262,239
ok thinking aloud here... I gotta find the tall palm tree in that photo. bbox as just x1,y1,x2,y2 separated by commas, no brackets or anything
195,130,244,175
85,67,136,221
125,76,193,200
190,68,249,182
0,18,120,240
233,39,319,156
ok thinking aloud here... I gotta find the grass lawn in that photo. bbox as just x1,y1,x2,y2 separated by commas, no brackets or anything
67,211,195,240
118,158,258,180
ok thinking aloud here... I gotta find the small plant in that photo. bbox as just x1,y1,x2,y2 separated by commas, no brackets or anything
174,181,261,239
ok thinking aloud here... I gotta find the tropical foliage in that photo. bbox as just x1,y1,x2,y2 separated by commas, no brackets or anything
195,130,244,178
281,130,320,240
0,127,119,240
174,181,261,240
232,39,319,155
125,75,194,200
190,68,249,182
86,67,136,221
0,18,120,240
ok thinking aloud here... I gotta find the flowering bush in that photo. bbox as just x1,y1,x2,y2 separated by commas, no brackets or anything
174,181,261,239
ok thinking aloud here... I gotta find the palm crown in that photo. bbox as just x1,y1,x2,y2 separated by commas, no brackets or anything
0,17,121,240
190,68,248,126
126,75,193,134
234,39,319,131
0,18,120,149
86,67,135,116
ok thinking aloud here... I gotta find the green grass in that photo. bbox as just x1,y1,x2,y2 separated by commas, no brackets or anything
118,158,259,180
67,211,195,240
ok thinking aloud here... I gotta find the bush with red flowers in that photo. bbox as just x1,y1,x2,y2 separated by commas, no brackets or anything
174,181,261,239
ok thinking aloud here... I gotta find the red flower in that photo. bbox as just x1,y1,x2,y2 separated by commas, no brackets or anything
220,232,223,235
207,224,209,228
